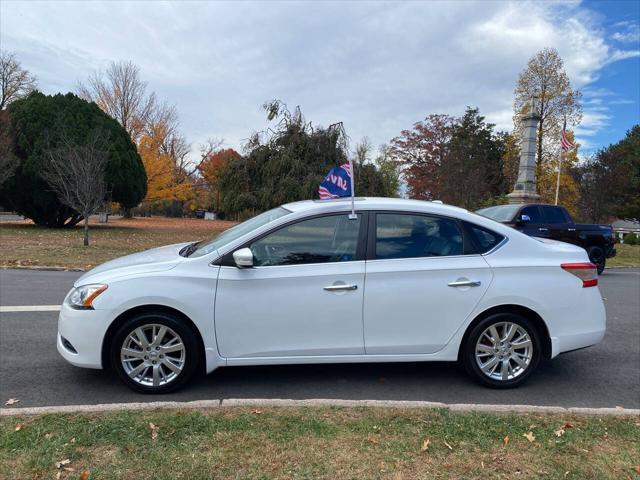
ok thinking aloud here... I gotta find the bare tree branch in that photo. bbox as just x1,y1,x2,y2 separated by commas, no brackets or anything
42,128,110,246
0,50,37,110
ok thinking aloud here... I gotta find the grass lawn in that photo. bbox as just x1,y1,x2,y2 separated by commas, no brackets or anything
0,217,236,270
1,217,639,271
608,244,640,269
1,407,638,479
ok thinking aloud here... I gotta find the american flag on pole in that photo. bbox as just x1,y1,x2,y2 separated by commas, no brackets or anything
561,121,575,152
318,163,353,199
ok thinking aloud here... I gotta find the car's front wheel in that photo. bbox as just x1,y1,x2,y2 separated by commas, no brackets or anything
110,312,200,394
462,313,541,388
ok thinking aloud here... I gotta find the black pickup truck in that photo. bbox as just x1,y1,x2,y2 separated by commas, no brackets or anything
476,203,616,274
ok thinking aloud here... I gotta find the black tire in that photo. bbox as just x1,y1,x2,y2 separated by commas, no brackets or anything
462,312,541,389
110,311,201,394
587,246,606,275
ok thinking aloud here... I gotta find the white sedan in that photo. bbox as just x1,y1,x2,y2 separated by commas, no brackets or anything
57,198,605,393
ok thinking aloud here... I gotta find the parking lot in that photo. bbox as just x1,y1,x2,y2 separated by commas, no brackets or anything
1,268,638,409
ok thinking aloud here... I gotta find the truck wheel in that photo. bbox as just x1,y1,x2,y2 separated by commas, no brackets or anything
587,246,606,275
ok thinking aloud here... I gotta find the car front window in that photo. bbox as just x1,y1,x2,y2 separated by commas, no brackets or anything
250,214,362,266
188,207,291,258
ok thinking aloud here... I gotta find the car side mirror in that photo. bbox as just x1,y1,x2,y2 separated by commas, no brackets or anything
516,214,531,224
232,248,254,268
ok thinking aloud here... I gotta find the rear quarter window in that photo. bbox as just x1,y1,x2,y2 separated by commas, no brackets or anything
464,222,505,254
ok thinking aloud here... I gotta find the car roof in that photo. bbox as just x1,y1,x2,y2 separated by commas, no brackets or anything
282,197,470,215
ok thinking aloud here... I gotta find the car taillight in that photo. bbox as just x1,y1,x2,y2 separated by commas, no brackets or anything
561,263,598,287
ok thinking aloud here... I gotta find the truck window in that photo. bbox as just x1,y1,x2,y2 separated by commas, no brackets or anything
542,206,568,224
520,206,543,223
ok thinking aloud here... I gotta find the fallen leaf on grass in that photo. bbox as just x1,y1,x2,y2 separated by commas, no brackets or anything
563,422,574,429
14,424,23,432
443,441,453,450
79,472,90,480
523,432,536,443
44,432,54,440
251,409,263,415
149,422,159,441
421,438,430,451
55,459,71,469
503,436,510,447
635,465,640,475
554,428,565,437
368,435,379,445
4,398,19,406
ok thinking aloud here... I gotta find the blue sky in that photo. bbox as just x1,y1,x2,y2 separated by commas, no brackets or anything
1,0,638,159
577,0,639,150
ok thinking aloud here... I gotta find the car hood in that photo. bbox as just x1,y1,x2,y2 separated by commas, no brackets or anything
74,242,191,286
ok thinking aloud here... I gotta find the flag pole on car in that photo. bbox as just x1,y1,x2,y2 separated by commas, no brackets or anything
318,159,357,219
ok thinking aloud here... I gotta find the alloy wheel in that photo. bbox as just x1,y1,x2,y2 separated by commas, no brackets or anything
120,323,186,387
474,322,533,381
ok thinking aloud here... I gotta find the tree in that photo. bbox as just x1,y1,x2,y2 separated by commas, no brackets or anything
513,48,582,182
0,51,37,110
219,101,349,217
0,92,146,227
77,60,156,144
391,109,506,208
390,114,455,200
576,126,640,222
351,138,399,197
497,131,520,190
375,144,400,197
199,147,241,210
137,123,192,205
42,128,109,245
443,108,506,209
0,110,18,185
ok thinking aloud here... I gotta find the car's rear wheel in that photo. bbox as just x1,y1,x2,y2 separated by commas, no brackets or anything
462,313,541,388
587,246,606,275
110,312,200,394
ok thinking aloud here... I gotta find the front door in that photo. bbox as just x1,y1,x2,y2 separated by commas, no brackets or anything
363,213,492,354
215,213,366,358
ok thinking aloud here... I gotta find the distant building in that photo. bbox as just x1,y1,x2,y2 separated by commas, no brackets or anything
612,219,640,242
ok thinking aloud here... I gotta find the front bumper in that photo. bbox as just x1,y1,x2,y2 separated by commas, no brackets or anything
57,303,113,369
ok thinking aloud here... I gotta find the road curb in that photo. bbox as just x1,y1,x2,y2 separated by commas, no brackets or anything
0,265,87,272
2,398,639,417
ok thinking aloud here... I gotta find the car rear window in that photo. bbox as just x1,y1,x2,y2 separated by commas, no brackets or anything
542,206,568,224
464,222,505,254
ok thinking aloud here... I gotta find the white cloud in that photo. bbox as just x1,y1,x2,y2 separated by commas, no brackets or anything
0,0,636,157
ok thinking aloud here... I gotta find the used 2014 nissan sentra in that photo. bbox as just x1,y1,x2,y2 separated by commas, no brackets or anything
57,198,606,393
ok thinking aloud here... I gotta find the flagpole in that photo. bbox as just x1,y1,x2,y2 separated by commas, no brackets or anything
348,158,357,219
554,148,563,205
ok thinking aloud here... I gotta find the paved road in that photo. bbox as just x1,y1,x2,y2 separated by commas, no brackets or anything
1,268,638,409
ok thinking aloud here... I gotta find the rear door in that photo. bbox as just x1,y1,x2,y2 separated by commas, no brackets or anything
541,205,574,244
363,212,493,355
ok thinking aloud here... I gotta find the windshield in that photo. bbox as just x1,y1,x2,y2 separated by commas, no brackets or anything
188,207,291,258
476,205,520,222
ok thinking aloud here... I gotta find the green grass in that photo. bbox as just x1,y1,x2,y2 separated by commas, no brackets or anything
1,407,638,479
608,244,640,269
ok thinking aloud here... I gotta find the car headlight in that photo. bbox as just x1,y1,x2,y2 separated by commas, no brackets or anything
66,284,108,309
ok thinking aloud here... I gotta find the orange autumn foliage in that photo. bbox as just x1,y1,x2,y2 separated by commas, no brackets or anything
138,125,192,203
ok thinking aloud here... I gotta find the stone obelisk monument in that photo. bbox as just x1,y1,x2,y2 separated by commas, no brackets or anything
507,100,542,204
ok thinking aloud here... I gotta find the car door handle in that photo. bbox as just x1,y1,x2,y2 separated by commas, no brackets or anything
447,280,481,288
323,284,358,291
538,227,548,231
568,228,576,231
